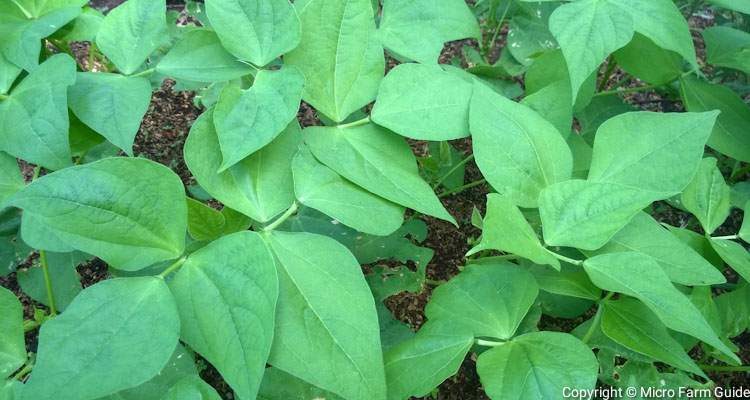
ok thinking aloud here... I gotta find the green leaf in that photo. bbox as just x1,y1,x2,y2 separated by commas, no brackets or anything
706,0,750,13
0,53,21,95
56,6,103,42
205,0,299,66
286,0,383,122
258,367,344,400
521,81,573,137
469,194,560,269
378,0,479,64
8,158,187,271
21,277,180,400
527,263,601,301
549,0,633,102
305,123,455,224
95,0,167,75
592,212,725,286
184,110,299,223
169,232,277,400
161,376,221,400
703,26,750,73
67,72,151,156
265,231,386,400
709,238,750,284
741,201,749,243
507,14,557,66
11,0,88,18
601,298,705,377
371,63,472,140
470,81,572,207
589,111,717,197
614,33,683,85
0,286,25,379
292,147,404,236
425,263,539,340
680,75,750,162
157,29,254,82
0,152,23,209
213,67,304,171
0,54,75,171
539,179,653,250
0,234,31,278
681,158,731,234
384,321,473,400
583,252,739,362
576,95,636,138
17,251,87,311
185,198,225,242
476,332,597,399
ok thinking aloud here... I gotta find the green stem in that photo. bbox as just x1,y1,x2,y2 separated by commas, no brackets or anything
337,116,370,129
263,202,299,232
131,68,155,78
594,83,661,97
598,56,617,92
544,248,584,266
699,364,750,372
39,251,57,316
23,318,42,333
12,362,33,381
158,257,187,278
482,0,511,61
438,179,486,198
712,235,739,240
475,338,505,347
582,292,615,344
433,154,474,189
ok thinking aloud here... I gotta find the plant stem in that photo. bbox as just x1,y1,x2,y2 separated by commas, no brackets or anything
712,235,739,240
699,364,750,372
594,83,660,97
581,292,614,344
433,154,474,189
39,251,57,316
337,116,370,129
131,68,155,78
158,257,187,278
598,56,617,92
263,202,299,232
23,319,42,333
544,248,584,266
475,338,505,347
438,179,486,198
12,362,33,381
0,94,8,100
482,0,511,61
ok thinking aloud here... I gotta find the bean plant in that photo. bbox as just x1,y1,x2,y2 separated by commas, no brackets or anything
1,0,749,399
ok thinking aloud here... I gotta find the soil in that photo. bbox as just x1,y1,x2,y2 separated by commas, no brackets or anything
1,1,748,399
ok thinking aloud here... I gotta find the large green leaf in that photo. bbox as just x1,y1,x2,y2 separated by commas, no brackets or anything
21,277,180,400
0,53,20,95
476,332,598,400
526,263,601,301
67,72,151,156
425,263,538,340
371,63,472,140
265,231,386,400
292,147,403,236
592,212,725,286
681,158,731,234
17,251,87,311
185,198,225,242
614,33,683,85
469,194,560,269
0,152,23,208
709,238,750,284
286,0,383,122
706,0,750,13
601,298,704,377
378,0,479,64
95,0,167,75
8,158,187,271
0,286,25,379
703,26,750,73
0,54,75,171
213,67,304,171
549,0,633,101
205,0,299,66
583,252,739,362
184,110,299,223
157,29,255,82
589,111,717,197
161,376,221,400
470,81,572,207
258,368,344,400
305,123,454,224
680,76,750,162
169,232,277,400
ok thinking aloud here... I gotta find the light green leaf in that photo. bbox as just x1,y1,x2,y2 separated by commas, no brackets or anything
258,367,344,400
8,158,187,271
583,252,739,362
21,277,180,400
19,213,74,253
539,180,653,250
185,198,225,242
576,95,636,138
0,53,21,95
527,263,601,301
184,110,299,223
680,76,750,162
476,332,598,400
549,0,634,102
681,158,731,234
378,0,479,64
709,238,750,284
521,81,573,137
157,29,254,83
588,111,718,197
266,231,386,400
0,54,75,171
425,263,538,340
205,0,299,66
17,251,87,311
305,123,455,224
12,0,88,18
161,376,221,400
0,286,25,379
384,321,473,400
292,147,403,236
371,63,472,140
213,67,304,171
470,81,572,207
469,194,559,269
0,152,23,209
601,298,705,377
286,0,383,122
706,0,750,13
507,14,557,66
592,212,725,286
169,232,277,400
703,26,750,73
68,72,151,156
56,6,103,42
614,33,683,85
95,0,167,75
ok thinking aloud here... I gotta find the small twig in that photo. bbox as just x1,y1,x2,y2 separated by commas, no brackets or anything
263,202,299,232
438,179,486,198
433,154,474,189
